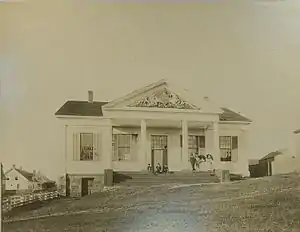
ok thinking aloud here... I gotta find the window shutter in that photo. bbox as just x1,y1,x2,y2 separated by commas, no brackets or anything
231,136,238,162
112,134,118,161
130,134,135,161
73,133,80,161
180,135,182,147
93,133,99,161
232,136,238,149
199,136,205,148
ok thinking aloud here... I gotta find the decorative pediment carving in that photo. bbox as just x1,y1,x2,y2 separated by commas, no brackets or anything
128,88,198,109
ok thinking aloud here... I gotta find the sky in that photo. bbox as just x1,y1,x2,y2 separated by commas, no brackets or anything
1,0,300,180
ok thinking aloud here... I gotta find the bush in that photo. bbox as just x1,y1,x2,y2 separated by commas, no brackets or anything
42,181,57,191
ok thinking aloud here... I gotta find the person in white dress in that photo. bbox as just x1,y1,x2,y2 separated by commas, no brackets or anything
206,153,214,172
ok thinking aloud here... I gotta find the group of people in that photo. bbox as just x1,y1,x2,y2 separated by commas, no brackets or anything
190,152,214,172
146,152,214,174
147,163,169,175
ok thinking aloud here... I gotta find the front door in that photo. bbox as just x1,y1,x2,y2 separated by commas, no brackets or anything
81,178,93,197
66,174,70,197
151,135,168,172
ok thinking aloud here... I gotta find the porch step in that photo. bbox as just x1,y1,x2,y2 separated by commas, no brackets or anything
113,171,220,186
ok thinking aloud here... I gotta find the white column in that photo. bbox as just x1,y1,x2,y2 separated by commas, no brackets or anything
141,119,147,169
103,125,113,169
212,121,221,170
181,120,190,169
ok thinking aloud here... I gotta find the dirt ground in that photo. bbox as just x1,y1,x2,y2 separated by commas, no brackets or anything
3,172,300,232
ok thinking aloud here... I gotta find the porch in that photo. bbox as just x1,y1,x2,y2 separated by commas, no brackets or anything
109,118,241,174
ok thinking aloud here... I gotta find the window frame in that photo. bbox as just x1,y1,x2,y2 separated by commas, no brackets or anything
112,134,134,161
180,135,205,149
79,133,97,161
219,136,238,162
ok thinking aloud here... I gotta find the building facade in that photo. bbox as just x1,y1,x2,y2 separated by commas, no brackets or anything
55,80,252,196
4,165,46,192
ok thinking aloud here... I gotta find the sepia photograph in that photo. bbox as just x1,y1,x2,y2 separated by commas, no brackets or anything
1,0,300,231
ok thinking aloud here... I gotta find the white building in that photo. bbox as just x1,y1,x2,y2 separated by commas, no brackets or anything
5,165,37,192
55,79,252,196
4,165,48,192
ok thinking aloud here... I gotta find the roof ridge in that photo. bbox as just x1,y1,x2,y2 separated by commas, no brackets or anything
15,168,33,175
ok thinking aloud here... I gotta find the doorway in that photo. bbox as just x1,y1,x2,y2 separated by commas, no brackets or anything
81,178,94,197
66,174,70,197
151,135,168,172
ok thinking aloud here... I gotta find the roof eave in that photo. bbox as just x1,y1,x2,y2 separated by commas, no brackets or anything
219,120,252,124
55,115,108,119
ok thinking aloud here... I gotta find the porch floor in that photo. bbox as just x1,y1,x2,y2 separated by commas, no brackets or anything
113,171,220,186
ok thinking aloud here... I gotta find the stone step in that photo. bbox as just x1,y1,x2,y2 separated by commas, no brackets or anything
116,171,212,175
113,171,219,186
114,172,215,178
117,180,218,184
116,180,219,186
118,175,215,179
122,180,219,184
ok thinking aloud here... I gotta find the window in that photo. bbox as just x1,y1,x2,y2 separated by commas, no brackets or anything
188,135,205,156
180,135,205,148
17,184,20,190
219,136,238,162
151,135,167,149
15,177,18,180
113,134,134,161
80,133,96,161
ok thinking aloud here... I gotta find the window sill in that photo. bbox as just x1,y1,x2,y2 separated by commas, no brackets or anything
72,160,101,162
113,160,133,162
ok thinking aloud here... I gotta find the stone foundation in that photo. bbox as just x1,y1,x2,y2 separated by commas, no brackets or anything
60,174,104,197
58,175,67,196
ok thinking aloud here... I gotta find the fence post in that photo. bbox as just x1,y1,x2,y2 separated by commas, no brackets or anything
1,162,3,232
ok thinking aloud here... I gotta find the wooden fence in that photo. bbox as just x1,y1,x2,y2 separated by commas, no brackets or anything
2,191,60,213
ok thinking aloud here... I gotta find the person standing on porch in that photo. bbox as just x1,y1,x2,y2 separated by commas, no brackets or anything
190,152,197,171
206,153,214,172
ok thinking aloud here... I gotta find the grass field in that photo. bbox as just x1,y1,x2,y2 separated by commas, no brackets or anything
3,172,300,232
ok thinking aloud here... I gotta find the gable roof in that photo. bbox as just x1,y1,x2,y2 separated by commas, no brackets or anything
5,167,35,182
55,100,251,122
15,168,35,182
55,79,251,122
103,79,167,109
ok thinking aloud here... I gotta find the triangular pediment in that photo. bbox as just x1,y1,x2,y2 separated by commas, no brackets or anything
128,87,198,110
102,79,223,114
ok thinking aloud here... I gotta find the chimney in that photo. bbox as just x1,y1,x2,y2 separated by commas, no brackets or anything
19,166,22,171
204,96,209,101
12,164,16,169
88,91,93,103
